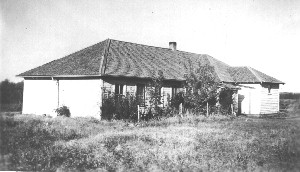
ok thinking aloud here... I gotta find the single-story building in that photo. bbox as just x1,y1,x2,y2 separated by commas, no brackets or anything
18,39,284,119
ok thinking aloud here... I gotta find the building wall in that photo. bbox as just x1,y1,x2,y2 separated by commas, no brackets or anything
23,78,103,119
59,79,102,119
237,83,280,115
22,77,178,119
237,84,262,114
101,78,177,108
260,83,280,114
22,79,58,116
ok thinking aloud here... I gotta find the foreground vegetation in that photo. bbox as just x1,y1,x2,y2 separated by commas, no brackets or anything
0,79,23,112
1,113,299,171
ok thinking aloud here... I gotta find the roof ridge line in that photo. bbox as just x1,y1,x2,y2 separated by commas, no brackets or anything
100,39,112,75
247,66,263,83
206,54,222,82
206,54,231,67
109,39,209,56
109,39,173,51
232,66,247,68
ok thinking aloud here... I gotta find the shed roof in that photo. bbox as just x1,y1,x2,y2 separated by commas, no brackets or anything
228,66,283,84
18,39,284,84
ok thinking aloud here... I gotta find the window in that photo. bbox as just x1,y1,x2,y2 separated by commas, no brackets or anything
172,87,177,98
115,84,124,99
136,84,145,106
162,87,172,107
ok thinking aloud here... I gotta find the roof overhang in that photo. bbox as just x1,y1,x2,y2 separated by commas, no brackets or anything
19,75,102,80
101,74,186,82
218,83,241,90
223,81,285,85
18,74,186,82
17,75,285,85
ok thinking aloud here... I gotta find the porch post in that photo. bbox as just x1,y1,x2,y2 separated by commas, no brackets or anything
137,105,140,122
99,79,104,120
232,90,238,116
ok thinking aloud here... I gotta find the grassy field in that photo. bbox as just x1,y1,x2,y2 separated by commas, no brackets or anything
280,98,300,114
1,112,300,171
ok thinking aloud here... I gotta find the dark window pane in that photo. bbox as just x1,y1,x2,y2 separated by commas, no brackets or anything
137,84,145,106
115,84,120,95
120,84,123,95
115,84,124,95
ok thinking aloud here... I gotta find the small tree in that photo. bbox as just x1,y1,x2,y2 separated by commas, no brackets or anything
184,64,219,114
148,70,164,117
55,106,71,117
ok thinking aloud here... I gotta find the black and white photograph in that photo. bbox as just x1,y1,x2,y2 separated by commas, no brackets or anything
0,0,299,171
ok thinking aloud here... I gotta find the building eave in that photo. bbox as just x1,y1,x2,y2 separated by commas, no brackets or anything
223,81,285,85
101,74,186,82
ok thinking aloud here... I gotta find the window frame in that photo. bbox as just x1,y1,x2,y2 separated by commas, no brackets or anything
115,84,124,99
136,84,145,106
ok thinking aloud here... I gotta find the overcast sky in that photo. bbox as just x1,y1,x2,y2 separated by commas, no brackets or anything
1,0,299,92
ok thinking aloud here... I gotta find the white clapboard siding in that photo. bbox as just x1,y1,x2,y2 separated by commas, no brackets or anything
260,84,279,114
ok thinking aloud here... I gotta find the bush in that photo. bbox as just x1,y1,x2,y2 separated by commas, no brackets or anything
101,97,115,120
101,95,138,121
171,92,184,110
101,86,176,121
55,106,71,117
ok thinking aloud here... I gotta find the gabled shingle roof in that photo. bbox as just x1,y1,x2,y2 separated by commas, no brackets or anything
18,40,108,76
103,40,235,82
18,39,284,84
228,66,283,84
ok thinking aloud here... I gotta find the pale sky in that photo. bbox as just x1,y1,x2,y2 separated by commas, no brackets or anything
0,0,299,92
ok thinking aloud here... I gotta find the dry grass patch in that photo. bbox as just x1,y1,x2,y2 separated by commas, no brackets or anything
1,113,299,171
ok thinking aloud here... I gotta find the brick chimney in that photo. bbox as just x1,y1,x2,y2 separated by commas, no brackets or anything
169,42,177,51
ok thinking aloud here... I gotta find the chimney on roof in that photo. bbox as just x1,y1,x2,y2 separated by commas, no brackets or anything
169,42,177,51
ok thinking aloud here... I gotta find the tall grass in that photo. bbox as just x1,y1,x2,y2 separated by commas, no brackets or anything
1,113,299,171
280,98,300,117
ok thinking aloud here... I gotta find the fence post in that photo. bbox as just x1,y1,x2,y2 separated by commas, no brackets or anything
137,105,140,122
206,102,209,116
179,103,183,117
